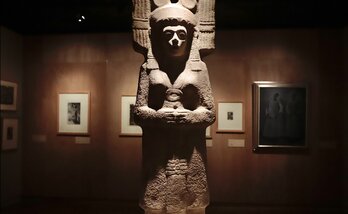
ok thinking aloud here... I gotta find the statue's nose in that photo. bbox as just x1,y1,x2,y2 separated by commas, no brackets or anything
170,33,180,47
172,38,179,47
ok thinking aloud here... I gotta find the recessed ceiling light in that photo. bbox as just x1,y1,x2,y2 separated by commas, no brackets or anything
77,14,86,23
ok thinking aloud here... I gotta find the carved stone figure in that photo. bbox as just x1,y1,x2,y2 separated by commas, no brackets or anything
132,0,215,213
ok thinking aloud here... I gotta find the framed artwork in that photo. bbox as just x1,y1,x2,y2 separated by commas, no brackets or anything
217,102,244,133
1,118,18,150
205,126,212,139
253,82,308,151
0,80,18,111
121,96,142,136
58,92,90,135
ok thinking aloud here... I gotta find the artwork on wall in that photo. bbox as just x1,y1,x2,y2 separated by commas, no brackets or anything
58,92,90,135
253,82,308,151
0,80,18,111
206,126,212,139
217,102,244,133
121,96,142,136
1,118,18,150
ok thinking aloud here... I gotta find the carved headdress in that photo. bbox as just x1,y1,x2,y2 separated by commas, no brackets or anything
150,0,198,26
132,0,215,57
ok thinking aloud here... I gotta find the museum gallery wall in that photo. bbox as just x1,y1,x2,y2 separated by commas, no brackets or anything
1,27,345,209
344,27,348,208
1,27,23,207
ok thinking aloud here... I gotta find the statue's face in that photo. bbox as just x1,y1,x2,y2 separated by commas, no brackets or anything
161,25,188,57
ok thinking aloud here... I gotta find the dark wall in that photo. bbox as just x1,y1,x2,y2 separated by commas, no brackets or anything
22,29,345,210
0,27,23,207
344,27,348,210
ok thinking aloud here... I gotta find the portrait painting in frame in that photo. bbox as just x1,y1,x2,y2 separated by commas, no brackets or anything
253,82,308,151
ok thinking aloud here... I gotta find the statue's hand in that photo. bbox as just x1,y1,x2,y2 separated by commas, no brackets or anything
158,107,214,126
159,109,190,124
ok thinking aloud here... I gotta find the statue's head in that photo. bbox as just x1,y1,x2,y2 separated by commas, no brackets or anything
149,0,198,58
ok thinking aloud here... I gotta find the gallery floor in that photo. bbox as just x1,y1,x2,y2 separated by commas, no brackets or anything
1,198,344,214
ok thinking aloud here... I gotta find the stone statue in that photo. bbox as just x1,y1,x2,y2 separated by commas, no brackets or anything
132,0,216,213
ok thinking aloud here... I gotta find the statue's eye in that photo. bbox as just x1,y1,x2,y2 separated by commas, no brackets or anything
164,30,174,40
177,30,187,40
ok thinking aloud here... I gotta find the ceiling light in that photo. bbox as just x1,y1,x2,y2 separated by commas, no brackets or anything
76,14,86,23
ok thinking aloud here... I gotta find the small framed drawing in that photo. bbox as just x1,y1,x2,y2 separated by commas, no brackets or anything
1,118,18,150
58,92,90,135
205,126,212,139
121,96,142,136
253,82,308,151
1,80,18,111
217,102,244,133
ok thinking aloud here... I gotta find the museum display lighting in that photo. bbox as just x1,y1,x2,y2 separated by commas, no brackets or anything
77,15,86,23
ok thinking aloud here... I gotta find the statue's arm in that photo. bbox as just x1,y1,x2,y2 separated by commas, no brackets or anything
179,63,216,127
134,64,164,126
189,70,215,126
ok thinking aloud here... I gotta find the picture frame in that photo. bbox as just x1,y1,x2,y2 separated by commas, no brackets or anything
1,80,18,111
205,126,212,139
252,82,308,151
121,95,142,136
58,92,90,135
217,102,244,133
1,118,18,150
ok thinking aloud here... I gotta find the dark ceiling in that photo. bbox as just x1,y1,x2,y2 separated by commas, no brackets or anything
1,0,347,35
